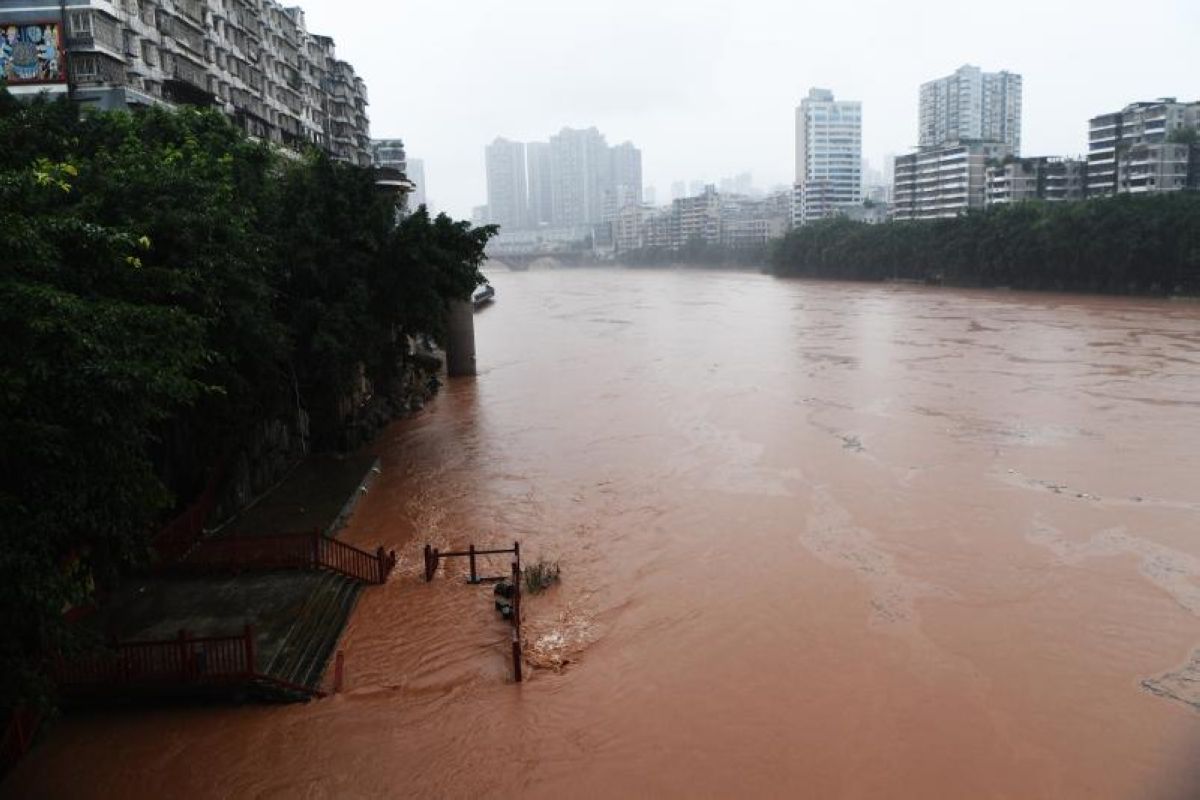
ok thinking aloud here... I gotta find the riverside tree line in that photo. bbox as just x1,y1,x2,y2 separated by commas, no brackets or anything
770,193,1200,294
0,89,493,712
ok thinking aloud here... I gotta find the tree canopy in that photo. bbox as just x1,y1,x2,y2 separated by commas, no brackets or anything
0,90,494,712
771,194,1200,295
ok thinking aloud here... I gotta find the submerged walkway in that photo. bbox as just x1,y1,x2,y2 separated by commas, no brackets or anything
64,454,386,702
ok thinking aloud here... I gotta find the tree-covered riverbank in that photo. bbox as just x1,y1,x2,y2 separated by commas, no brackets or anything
0,90,494,711
770,193,1200,295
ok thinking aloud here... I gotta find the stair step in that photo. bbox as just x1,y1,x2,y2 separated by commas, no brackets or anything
265,572,362,691
298,580,361,689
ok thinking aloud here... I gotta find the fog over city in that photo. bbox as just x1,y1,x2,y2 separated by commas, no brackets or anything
296,0,1197,218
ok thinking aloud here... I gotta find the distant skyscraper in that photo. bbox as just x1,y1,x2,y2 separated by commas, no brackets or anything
407,158,427,210
526,142,554,226
644,186,657,206
485,137,529,230
671,181,686,201
794,88,862,224
919,65,1022,153
608,141,643,207
549,127,610,226
719,172,754,196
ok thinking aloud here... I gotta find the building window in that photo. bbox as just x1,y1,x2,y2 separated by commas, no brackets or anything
71,54,99,80
69,10,92,35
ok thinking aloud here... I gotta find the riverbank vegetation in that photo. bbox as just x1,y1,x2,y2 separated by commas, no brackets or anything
770,193,1200,295
0,89,494,712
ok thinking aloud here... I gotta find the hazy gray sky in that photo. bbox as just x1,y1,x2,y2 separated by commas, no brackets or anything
299,0,1198,219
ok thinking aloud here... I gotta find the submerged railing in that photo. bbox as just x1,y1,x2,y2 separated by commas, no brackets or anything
51,626,323,699
175,531,397,585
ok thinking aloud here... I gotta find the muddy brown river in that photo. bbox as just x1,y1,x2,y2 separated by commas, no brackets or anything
8,269,1200,798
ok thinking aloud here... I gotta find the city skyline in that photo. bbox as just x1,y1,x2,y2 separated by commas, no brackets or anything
253,0,1195,219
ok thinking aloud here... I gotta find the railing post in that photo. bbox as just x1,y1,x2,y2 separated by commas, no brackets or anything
243,623,256,676
376,546,386,584
511,629,523,683
511,561,521,629
333,650,345,693
513,541,521,572
423,544,433,581
468,544,477,584
312,529,321,570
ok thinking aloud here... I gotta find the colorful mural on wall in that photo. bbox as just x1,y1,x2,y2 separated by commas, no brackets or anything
0,23,65,85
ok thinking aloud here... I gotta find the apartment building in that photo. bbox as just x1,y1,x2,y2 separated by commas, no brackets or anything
892,141,1012,220
484,137,529,230
1,0,370,164
985,157,1087,205
1087,99,1200,196
919,65,1022,153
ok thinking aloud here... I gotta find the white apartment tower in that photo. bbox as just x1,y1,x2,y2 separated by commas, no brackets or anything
484,137,529,230
793,88,862,225
919,65,1022,152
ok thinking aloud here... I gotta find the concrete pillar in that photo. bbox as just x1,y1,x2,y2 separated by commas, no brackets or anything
444,298,476,377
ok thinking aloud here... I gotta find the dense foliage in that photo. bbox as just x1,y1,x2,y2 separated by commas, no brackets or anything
0,90,493,711
771,193,1200,294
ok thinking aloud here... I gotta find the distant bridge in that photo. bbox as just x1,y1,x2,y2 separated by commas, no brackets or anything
484,251,600,271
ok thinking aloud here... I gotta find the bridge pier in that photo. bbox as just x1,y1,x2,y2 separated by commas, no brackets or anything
445,298,476,377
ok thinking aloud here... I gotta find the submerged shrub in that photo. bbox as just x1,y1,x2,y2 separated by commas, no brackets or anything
523,559,561,594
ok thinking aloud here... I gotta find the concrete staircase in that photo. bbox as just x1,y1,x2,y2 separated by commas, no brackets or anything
257,571,362,698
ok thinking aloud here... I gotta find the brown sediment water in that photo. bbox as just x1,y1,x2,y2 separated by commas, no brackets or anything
7,269,1200,799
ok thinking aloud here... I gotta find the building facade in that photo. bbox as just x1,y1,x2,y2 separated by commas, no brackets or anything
1087,99,1200,197
985,156,1087,205
892,141,1012,220
1,0,371,164
894,65,1022,220
525,141,554,226
794,87,862,225
547,126,612,227
605,141,643,220
484,137,529,230
610,187,789,254
919,65,1022,153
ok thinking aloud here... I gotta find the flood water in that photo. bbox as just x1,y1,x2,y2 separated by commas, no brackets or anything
8,268,1200,799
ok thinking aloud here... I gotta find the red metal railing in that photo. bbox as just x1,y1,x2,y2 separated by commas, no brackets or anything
52,627,254,692
1,706,41,780
180,531,396,584
51,626,325,700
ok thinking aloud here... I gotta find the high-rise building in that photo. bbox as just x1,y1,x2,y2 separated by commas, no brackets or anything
793,88,862,225
1087,99,1200,197
607,141,643,216
919,65,1022,153
1,0,371,165
894,66,1024,220
485,137,529,230
548,126,611,226
526,142,554,226
486,127,642,229
670,181,686,202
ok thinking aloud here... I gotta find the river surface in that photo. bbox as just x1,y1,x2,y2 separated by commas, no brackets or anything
8,268,1200,799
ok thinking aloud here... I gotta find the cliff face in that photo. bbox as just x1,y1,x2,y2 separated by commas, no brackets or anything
213,350,442,527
